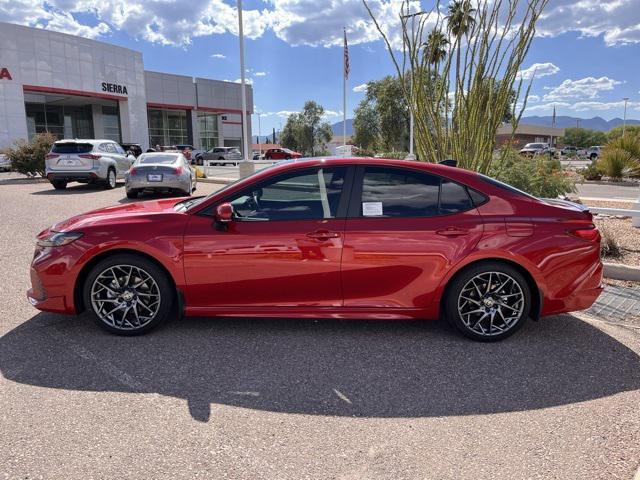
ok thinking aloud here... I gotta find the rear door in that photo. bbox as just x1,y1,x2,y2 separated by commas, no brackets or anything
341,165,485,309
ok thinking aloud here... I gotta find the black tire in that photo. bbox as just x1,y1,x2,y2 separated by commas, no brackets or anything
82,253,175,336
104,168,116,189
51,180,67,190
126,188,139,199
443,262,531,342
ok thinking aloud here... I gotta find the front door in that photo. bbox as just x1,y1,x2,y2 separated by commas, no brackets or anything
341,165,485,309
183,166,351,308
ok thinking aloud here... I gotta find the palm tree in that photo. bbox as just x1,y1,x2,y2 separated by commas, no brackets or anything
424,30,449,68
446,0,476,96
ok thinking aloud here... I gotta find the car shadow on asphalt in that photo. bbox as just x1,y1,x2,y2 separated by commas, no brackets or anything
1,313,639,422
30,183,124,195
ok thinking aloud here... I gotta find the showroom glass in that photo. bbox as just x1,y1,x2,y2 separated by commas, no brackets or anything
147,108,189,147
228,167,346,221
359,167,475,217
102,106,121,142
25,102,93,140
197,112,219,150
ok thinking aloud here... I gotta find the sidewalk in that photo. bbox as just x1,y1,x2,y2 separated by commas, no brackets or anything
588,283,640,325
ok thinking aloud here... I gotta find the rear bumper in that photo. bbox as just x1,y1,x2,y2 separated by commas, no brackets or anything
47,172,100,183
542,260,604,316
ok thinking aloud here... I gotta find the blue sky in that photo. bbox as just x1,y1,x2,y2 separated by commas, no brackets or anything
2,0,640,135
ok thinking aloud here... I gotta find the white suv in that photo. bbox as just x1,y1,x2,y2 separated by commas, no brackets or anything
46,139,135,190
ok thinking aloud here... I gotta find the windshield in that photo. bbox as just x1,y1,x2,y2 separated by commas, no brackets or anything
138,154,179,164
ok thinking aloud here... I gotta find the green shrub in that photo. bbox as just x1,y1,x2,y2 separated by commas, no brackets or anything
578,160,602,181
489,149,576,198
6,133,56,177
597,147,631,180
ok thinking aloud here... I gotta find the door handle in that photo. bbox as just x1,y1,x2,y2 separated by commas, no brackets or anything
436,227,469,236
306,230,341,240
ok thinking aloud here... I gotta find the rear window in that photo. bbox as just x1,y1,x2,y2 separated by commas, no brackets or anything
138,154,179,165
478,174,538,200
51,143,93,154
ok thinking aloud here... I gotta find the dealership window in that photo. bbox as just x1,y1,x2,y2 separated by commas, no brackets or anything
224,138,242,149
25,102,93,141
102,105,121,142
197,112,219,150
147,108,189,147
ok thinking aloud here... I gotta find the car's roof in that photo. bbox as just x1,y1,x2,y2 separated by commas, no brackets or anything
140,151,182,157
53,139,117,144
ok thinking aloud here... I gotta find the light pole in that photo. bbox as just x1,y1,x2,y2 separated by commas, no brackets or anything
237,0,253,176
400,10,427,161
257,112,262,158
622,97,629,136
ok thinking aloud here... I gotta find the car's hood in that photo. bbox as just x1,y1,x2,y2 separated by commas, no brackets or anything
51,198,185,233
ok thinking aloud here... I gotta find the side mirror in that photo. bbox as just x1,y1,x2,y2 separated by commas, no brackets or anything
216,203,233,223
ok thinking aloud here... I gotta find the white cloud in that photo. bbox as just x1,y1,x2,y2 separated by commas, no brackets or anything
543,77,624,102
516,63,560,81
254,71,267,77
537,0,640,46
3,0,640,49
323,110,343,118
211,53,226,59
525,100,640,113
353,83,368,93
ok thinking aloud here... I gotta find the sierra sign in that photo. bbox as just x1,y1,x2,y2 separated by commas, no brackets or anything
0,68,12,80
101,82,128,95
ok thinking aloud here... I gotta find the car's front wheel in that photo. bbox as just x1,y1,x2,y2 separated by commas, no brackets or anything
83,254,175,335
444,262,531,341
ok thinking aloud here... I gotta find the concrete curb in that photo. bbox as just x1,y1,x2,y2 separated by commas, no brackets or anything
199,177,235,185
581,180,640,187
603,262,640,281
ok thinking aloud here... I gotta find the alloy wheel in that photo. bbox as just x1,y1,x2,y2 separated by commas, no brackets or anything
108,170,116,188
90,264,161,331
457,271,525,337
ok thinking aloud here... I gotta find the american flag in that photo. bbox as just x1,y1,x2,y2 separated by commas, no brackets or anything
344,28,349,79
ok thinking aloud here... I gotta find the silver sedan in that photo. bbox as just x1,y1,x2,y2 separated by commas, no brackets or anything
125,152,196,199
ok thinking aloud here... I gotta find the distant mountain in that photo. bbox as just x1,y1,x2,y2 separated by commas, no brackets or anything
331,119,353,136
520,115,640,131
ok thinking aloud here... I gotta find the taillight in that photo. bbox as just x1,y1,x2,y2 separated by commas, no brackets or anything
45,154,59,160
568,226,600,242
79,154,101,160
129,167,138,175
175,166,183,175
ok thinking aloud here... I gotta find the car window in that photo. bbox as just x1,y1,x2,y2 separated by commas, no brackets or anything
228,167,346,221
114,144,126,155
359,167,440,217
138,154,179,165
51,142,93,154
440,179,473,214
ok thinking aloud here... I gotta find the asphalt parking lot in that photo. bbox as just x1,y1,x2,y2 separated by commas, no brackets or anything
1,173,639,480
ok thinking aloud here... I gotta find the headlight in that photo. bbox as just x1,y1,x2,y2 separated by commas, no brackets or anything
36,231,83,247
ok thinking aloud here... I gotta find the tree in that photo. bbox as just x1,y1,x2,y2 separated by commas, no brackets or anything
280,101,333,156
607,125,640,141
352,100,380,150
364,0,548,173
559,128,607,147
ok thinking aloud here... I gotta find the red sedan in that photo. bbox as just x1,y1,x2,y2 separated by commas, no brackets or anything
28,158,603,341
264,148,302,160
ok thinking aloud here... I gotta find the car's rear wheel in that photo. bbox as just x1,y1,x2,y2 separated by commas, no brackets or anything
104,168,116,189
51,180,67,190
444,262,531,341
126,188,139,199
83,254,175,335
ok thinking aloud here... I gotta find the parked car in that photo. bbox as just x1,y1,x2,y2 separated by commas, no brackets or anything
519,143,551,157
587,146,603,160
0,153,11,172
560,146,578,156
252,151,262,160
28,157,603,341
200,147,243,166
45,139,135,190
264,148,302,160
120,143,143,158
125,152,196,199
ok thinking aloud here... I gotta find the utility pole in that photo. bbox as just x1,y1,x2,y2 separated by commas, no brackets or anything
623,97,629,136
400,10,427,161
237,0,253,176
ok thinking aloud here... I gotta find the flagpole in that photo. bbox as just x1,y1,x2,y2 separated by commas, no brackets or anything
343,27,347,152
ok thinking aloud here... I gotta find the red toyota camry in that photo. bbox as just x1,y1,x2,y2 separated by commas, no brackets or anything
28,158,603,341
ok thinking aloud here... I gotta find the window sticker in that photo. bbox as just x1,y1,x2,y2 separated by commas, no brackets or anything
362,202,383,216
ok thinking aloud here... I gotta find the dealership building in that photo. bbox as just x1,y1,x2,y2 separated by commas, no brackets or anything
0,22,253,152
